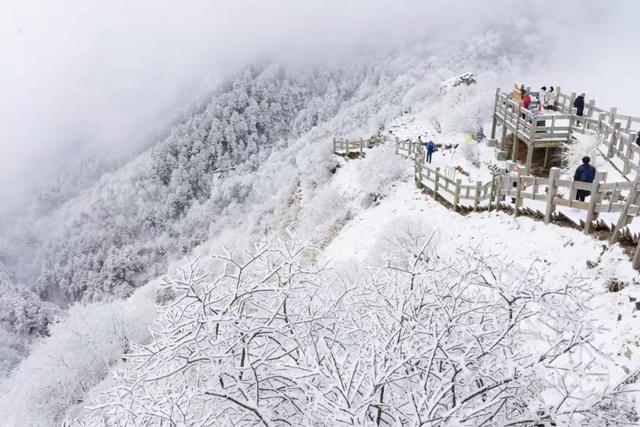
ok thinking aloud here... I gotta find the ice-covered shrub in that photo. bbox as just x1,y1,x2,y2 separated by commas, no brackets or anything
0,283,159,427
0,284,60,378
430,116,442,133
356,143,407,195
299,183,351,240
0,283,58,337
460,140,481,167
562,134,603,172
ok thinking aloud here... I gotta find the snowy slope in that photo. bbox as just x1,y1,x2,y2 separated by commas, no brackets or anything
69,142,640,426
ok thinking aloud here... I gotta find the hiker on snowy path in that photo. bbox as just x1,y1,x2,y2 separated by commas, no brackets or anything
425,140,436,164
574,156,596,202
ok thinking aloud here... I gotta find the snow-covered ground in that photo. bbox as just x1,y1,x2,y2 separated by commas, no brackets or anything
73,141,640,425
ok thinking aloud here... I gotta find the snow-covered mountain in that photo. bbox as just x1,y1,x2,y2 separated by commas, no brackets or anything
1,12,639,426
0,33,522,365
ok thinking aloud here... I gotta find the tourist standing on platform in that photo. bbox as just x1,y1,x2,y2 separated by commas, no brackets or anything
538,86,547,109
545,86,558,110
522,91,532,109
574,156,596,202
521,91,532,119
574,93,585,117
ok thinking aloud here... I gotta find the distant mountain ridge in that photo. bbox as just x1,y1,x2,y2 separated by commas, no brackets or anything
6,64,371,305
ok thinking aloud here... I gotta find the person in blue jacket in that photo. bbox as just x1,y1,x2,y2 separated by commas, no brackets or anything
574,156,596,201
425,140,436,164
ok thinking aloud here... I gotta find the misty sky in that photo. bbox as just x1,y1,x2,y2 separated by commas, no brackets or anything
1,0,639,215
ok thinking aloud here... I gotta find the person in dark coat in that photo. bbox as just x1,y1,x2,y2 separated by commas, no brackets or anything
574,156,596,202
636,132,640,147
573,93,585,117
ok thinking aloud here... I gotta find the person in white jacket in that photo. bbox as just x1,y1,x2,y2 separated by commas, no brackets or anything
538,86,547,109
545,86,558,110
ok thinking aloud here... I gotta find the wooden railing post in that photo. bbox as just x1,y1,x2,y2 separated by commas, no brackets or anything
360,138,364,157
415,156,422,188
494,174,503,209
500,116,508,150
587,99,595,118
513,175,523,217
488,175,496,211
568,108,577,142
491,87,500,139
618,132,627,161
474,181,482,211
568,92,576,115
607,122,621,158
526,119,536,172
583,171,606,234
597,112,606,137
434,167,440,195
611,173,640,244
544,167,560,224
610,107,618,127
512,109,520,161
454,179,461,211
633,240,640,270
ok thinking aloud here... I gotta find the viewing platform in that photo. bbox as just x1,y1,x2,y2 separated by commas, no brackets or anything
489,84,640,176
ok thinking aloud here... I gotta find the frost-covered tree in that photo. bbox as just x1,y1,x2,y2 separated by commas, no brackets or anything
80,234,638,426
0,282,59,377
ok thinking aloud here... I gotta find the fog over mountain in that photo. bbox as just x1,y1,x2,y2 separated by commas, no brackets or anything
2,0,637,212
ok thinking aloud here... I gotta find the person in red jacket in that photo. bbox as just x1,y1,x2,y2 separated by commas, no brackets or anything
520,91,532,119
522,91,532,109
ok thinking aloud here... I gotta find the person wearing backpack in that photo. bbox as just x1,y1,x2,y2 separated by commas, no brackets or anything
425,140,436,164
573,156,596,201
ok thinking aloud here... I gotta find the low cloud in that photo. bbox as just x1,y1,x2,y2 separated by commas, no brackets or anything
0,0,637,213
